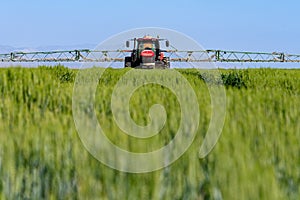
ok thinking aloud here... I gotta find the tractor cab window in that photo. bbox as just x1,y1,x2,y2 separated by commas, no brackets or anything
138,41,156,51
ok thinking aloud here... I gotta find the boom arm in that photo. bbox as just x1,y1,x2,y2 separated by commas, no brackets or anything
1,49,300,63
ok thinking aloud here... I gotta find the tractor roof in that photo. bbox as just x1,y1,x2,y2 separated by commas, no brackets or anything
137,36,159,42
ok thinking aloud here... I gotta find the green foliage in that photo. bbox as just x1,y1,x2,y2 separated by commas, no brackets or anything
221,70,246,89
0,66,299,199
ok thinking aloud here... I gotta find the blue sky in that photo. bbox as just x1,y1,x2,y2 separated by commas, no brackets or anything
1,0,299,54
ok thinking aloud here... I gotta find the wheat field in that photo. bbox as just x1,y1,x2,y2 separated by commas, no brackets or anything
0,66,299,199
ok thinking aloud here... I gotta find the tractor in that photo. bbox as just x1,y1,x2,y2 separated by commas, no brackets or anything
124,36,170,69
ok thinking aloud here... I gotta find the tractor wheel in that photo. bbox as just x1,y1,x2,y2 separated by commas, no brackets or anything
164,57,170,69
124,57,132,68
125,62,131,68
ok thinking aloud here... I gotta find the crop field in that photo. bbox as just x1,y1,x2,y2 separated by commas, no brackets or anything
0,66,299,199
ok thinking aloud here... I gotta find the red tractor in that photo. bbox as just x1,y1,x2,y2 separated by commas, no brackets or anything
124,36,170,69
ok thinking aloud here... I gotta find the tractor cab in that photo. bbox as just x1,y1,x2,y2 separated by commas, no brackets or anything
137,37,158,53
